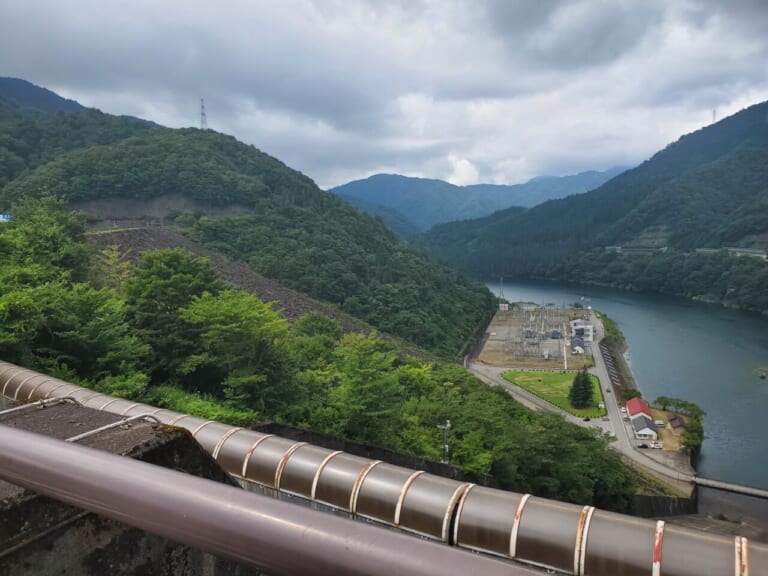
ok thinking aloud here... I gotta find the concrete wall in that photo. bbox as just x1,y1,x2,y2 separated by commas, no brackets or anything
632,491,698,518
255,422,497,488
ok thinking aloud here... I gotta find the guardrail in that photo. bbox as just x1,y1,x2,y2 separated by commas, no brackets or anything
0,425,529,576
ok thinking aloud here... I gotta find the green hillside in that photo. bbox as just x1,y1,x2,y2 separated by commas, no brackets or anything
0,197,635,510
422,101,768,311
2,122,494,357
338,194,421,239
0,93,154,189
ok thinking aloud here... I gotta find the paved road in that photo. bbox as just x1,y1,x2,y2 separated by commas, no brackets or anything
467,317,695,488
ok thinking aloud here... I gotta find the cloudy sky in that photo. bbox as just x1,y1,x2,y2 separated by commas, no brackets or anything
1,0,767,188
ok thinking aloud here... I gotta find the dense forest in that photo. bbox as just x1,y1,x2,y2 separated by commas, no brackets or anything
0,93,153,189
0,96,494,357
0,198,637,511
422,101,768,312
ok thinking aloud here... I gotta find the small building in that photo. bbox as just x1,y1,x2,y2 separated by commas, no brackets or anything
632,414,658,440
499,302,509,311
626,397,653,422
570,318,594,342
570,336,585,354
0,213,10,223
550,329,562,339
668,414,687,435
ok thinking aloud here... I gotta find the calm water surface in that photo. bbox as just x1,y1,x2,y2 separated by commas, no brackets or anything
486,280,768,489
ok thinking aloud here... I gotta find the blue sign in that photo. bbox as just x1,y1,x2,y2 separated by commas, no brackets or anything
0,214,10,223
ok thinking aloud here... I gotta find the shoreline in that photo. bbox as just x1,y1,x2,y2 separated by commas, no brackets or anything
469,307,697,492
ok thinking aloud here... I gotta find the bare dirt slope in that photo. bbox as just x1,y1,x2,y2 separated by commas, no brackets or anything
87,225,371,334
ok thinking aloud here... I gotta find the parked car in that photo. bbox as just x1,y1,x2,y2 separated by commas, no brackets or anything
602,416,610,421
637,443,649,449
650,442,663,449
583,417,591,422
605,388,611,393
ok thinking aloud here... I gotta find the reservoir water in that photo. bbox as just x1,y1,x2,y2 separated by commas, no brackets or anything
486,280,768,489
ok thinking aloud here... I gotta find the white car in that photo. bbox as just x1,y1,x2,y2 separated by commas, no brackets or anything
650,442,663,449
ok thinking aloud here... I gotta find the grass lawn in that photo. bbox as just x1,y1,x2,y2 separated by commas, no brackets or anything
503,370,606,417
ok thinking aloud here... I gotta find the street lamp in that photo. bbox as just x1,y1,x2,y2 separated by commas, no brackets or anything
437,419,451,464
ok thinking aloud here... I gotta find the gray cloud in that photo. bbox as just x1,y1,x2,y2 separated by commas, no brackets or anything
1,0,767,188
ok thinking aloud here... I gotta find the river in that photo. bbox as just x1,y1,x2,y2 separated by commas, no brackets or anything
485,279,768,489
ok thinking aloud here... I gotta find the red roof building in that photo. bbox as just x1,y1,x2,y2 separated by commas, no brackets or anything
626,397,653,420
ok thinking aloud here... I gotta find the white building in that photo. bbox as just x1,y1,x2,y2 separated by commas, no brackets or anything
570,318,594,342
632,414,658,441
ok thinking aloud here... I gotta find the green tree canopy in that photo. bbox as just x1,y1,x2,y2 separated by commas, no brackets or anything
569,369,594,409
179,290,296,417
123,249,225,383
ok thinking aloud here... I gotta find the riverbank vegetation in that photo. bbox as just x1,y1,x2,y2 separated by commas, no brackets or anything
654,396,705,459
0,198,637,511
596,312,638,399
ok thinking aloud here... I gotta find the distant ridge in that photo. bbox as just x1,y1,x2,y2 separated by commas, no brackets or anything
329,167,626,231
0,77,85,113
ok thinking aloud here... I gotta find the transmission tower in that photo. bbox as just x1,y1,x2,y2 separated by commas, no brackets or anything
200,98,208,130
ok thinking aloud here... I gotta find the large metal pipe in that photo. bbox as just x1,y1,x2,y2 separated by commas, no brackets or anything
1,360,767,575
0,424,534,576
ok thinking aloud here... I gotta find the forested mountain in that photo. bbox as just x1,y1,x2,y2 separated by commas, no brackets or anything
0,86,155,188
422,101,768,312
1,95,494,357
339,194,421,238
330,168,625,230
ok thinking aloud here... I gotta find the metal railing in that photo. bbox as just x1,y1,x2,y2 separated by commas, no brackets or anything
0,424,535,576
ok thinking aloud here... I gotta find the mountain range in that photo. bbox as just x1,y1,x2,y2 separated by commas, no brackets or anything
422,100,768,312
330,168,626,234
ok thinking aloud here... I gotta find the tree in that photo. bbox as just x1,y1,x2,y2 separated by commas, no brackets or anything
289,314,343,371
621,388,642,401
123,249,224,383
0,196,89,287
569,369,594,409
318,333,405,447
179,290,296,417
30,283,149,381
92,244,133,291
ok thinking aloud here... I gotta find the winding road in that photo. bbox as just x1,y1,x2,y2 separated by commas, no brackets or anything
467,316,695,492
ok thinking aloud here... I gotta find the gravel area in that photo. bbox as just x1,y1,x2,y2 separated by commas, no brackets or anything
87,226,371,334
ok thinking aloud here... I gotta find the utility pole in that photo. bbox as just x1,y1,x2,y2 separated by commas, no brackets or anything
200,98,208,130
437,419,451,464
